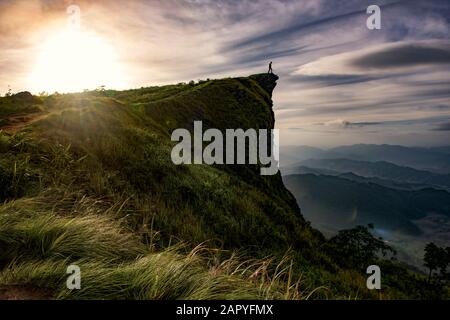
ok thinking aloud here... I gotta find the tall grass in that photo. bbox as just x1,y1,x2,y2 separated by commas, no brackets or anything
0,249,325,300
0,201,144,263
0,193,323,300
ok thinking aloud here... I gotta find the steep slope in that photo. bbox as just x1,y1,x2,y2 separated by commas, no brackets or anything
1,75,436,299
1,74,316,249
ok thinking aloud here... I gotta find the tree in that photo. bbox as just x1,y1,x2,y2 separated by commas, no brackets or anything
424,242,449,283
424,243,440,282
446,247,450,281
327,224,396,269
5,85,12,97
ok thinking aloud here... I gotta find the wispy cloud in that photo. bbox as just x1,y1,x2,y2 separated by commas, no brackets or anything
292,40,450,76
432,122,450,131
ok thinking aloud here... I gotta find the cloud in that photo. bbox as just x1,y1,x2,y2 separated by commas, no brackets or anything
432,122,450,131
1,0,450,146
313,117,450,130
293,40,450,76
427,104,450,111
319,119,381,129
351,43,450,69
289,74,386,87
282,39,450,146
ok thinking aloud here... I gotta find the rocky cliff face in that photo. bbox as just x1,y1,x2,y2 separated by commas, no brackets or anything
250,73,279,97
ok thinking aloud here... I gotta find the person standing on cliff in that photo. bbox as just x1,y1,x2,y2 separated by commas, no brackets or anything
268,61,273,74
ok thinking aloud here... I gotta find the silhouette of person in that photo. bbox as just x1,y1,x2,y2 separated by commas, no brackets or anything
268,61,273,74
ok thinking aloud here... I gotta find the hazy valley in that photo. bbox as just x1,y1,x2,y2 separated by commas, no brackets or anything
281,145,450,269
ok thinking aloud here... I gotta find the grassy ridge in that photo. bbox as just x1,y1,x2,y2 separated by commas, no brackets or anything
0,74,428,299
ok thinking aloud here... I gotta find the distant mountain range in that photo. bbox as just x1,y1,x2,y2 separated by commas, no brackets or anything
283,173,450,236
280,144,450,174
283,165,433,191
284,158,450,191
281,144,450,269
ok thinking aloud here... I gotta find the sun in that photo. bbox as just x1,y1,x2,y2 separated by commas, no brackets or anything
28,29,127,93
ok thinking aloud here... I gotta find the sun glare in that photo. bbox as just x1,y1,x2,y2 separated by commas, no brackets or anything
28,30,127,93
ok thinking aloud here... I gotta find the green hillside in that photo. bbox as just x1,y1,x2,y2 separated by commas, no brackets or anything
0,74,440,299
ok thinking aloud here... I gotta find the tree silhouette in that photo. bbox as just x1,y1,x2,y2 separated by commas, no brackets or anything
424,242,449,283
328,224,396,269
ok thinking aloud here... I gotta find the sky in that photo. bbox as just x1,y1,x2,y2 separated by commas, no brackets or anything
0,0,449,147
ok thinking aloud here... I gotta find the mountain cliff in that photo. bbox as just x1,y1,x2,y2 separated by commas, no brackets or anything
0,74,432,299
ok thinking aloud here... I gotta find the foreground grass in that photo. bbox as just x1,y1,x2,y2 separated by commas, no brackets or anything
0,196,324,300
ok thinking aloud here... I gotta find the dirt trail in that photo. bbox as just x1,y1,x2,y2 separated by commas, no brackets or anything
0,285,53,300
0,112,48,132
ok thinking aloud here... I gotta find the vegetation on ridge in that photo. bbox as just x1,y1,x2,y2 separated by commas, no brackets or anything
0,75,447,299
